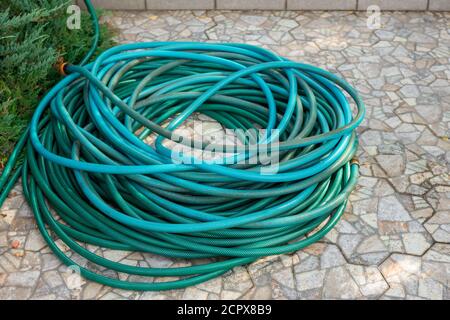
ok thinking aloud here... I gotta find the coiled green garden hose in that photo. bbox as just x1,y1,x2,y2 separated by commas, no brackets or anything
0,0,365,291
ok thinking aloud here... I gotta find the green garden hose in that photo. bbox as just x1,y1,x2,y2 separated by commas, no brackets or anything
0,0,365,291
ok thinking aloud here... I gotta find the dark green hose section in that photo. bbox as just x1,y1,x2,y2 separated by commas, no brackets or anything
0,0,365,291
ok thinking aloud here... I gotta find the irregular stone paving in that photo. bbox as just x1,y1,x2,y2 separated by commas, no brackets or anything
1,10,449,300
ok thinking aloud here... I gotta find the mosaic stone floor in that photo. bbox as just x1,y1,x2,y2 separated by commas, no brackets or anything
0,10,449,300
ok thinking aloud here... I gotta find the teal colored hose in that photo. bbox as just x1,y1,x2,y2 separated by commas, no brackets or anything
0,0,364,291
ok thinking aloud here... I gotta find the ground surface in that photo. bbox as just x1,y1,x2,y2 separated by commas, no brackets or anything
1,10,449,300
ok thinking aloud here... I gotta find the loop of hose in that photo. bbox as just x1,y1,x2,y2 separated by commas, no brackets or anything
0,41,364,290
0,1,365,292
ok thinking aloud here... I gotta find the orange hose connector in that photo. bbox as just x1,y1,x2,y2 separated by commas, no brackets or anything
55,57,68,76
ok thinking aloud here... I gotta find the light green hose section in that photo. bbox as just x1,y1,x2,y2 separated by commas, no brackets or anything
0,0,365,291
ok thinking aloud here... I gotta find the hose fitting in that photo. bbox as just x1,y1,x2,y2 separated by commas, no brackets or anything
351,157,360,166
55,57,68,76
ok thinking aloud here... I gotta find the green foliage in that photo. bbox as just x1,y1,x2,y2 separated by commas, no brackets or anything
0,0,116,164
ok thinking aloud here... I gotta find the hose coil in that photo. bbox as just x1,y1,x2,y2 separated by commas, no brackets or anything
2,41,364,291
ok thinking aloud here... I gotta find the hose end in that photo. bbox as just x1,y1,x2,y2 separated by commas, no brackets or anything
55,58,69,76
350,157,360,166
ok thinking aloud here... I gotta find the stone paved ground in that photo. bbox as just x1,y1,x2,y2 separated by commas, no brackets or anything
1,10,449,300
